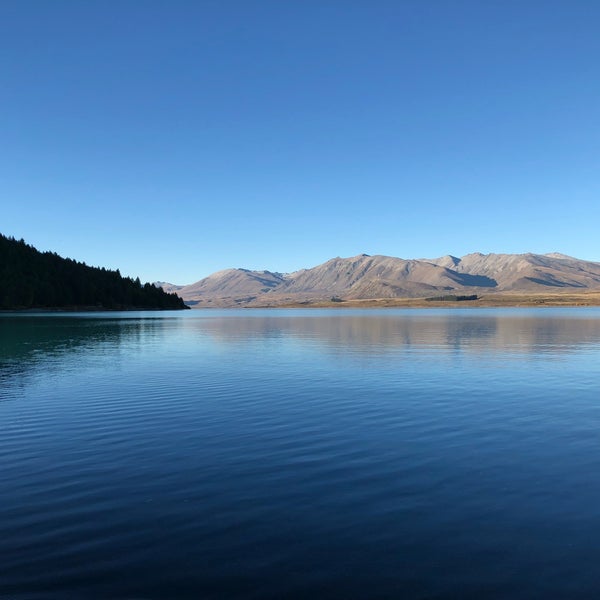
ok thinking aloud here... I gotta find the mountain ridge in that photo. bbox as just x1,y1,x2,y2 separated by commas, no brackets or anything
161,252,600,307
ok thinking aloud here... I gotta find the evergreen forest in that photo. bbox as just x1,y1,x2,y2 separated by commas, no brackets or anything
0,234,188,310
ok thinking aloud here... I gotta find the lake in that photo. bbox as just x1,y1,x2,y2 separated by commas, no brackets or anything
2,308,600,599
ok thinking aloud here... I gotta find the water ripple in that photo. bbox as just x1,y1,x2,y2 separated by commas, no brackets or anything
2,309,600,598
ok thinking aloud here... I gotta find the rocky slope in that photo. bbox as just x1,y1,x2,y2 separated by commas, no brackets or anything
429,253,600,290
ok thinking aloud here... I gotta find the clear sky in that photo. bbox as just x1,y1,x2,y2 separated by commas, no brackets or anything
2,1,599,284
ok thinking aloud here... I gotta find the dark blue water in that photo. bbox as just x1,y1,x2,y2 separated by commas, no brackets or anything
2,308,600,599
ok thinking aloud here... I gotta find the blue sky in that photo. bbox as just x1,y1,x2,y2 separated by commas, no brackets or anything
2,1,599,284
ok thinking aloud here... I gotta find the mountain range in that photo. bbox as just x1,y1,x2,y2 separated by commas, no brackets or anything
159,252,600,307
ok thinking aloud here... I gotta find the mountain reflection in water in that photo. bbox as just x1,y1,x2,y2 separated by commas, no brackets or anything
2,308,600,599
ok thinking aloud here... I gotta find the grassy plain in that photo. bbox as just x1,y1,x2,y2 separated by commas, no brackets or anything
264,291,600,309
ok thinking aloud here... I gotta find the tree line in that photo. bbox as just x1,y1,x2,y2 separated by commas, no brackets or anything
425,294,479,302
0,234,188,310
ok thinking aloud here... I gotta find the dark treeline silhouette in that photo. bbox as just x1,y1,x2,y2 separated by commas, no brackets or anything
0,234,188,310
425,294,479,302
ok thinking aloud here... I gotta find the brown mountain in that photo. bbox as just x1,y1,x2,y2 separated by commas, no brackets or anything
165,268,284,307
280,254,496,298
162,252,600,307
429,252,600,290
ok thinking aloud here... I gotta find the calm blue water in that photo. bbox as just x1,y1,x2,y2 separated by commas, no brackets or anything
2,308,600,599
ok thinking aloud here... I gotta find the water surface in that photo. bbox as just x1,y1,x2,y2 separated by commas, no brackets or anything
2,308,600,599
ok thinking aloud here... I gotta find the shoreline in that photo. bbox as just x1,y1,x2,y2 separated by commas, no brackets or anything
187,291,600,309
4,293,600,311
0,306,190,313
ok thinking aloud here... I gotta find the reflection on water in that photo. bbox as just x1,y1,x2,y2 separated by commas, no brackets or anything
2,308,600,599
192,310,600,354
0,315,170,394
3,308,600,369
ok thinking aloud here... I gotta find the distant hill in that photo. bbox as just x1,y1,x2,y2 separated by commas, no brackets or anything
0,234,188,310
428,252,600,290
161,252,600,307
165,269,285,307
